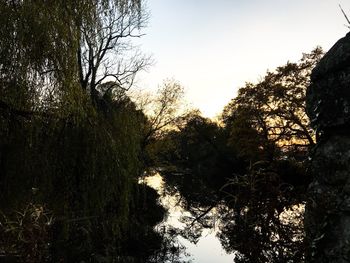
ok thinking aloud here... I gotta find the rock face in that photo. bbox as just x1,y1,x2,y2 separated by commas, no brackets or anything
307,32,350,132
305,33,350,262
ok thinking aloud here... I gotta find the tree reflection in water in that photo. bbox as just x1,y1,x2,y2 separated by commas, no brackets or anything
156,161,306,263
145,50,322,262
144,172,234,263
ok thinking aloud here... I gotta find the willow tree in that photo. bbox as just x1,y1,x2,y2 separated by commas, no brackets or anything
76,0,150,102
0,1,163,262
0,0,149,114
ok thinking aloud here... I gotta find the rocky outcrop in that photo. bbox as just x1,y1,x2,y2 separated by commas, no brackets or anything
307,32,350,132
305,32,350,262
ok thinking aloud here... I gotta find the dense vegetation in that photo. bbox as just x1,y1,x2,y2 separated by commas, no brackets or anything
154,48,323,262
0,1,181,262
0,1,327,262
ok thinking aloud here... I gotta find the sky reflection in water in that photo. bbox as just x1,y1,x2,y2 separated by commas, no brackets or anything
144,173,234,263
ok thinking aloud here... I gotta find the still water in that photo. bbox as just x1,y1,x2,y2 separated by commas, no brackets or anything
144,173,234,263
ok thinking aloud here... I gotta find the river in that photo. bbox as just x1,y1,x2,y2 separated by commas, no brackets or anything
144,173,234,263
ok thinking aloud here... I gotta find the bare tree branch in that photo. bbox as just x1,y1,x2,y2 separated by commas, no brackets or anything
76,1,150,102
339,4,350,28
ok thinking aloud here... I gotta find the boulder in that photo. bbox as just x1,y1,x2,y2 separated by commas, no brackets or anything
307,32,350,132
305,32,350,262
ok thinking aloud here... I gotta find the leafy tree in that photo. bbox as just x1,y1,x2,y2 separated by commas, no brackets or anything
141,80,185,145
225,108,276,162
159,49,323,262
222,47,323,160
0,0,149,114
214,49,323,262
132,79,187,167
157,111,245,240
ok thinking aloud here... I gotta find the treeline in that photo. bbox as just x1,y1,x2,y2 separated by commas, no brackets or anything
0,0,326,262
0,1,181,262
153,48,323,262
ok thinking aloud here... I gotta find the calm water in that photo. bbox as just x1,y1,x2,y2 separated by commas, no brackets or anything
144,173,234,263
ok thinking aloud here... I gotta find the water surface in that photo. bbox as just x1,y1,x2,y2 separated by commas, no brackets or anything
145,173,234,263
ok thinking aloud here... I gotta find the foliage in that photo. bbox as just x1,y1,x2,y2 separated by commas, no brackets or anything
76,0,151,101
133,79,187,167
0,1,172,262
157,49,323,262
218,160,306,263
222,47,323,159
0,90,163,261
160,112,242,209
0,0,326,261
0,0,149,114
0,203,53,263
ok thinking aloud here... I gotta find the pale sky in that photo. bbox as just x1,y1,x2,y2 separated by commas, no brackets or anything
136,0,350,118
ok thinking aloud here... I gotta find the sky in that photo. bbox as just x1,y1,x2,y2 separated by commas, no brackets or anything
135,0,350,118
